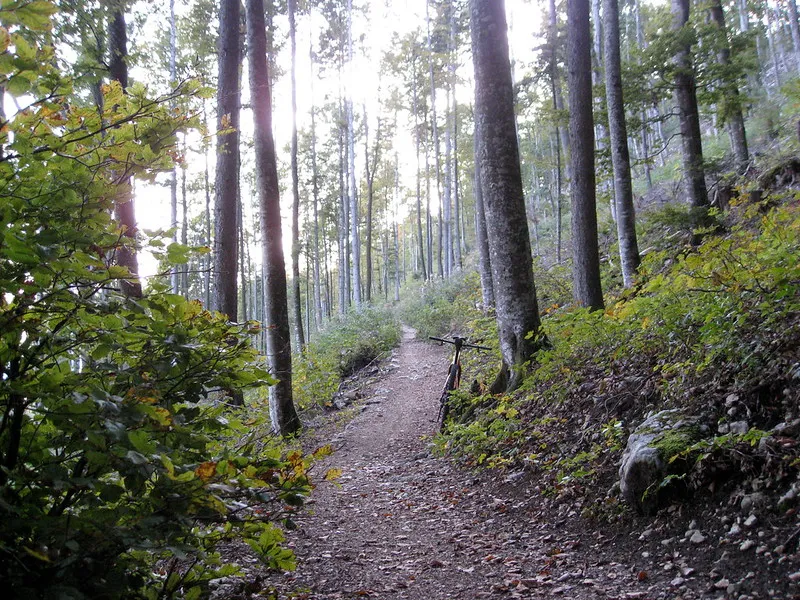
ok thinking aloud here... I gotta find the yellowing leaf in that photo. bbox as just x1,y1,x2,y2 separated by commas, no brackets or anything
23,547,51,562
195,461,217,481
323,468,342,482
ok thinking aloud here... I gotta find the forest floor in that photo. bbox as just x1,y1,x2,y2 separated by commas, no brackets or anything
236,327,800,600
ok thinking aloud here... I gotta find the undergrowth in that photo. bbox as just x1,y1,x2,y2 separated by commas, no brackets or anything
436,196,800,513
293,307,401,410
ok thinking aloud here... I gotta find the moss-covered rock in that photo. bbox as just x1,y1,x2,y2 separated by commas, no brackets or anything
619,410,708,514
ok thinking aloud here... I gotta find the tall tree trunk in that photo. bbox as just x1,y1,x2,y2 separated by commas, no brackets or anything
788,0,800,65
213,0,241,318
470,0,543,393
338,91,349,314
548,0,571,161
412,49,427,280
169,0,179,294
604,0,641,288
364,107,374,303
708,0,749,173
246,0,300,436
309,40,324,328
427,0,443,279
444,84,453,278
203,101,212,308
346,0,361,307
672,0,708,213
547,0,566,264
450,2,463,271
108,5,142,298
568,0,604,310
474,135,495,313
288,0,305,349
179,135,188,295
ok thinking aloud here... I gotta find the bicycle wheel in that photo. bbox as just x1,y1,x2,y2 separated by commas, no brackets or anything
437,362,461,432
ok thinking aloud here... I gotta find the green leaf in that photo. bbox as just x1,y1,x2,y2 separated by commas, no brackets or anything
128,430,156,455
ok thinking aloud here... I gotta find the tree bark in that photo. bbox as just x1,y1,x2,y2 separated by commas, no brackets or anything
169,0,179,295
346,0,361,307
708,0,749,173
474,135,495,313
246,0,300,436
427,0,443,279
671,0,709,211
567,0,604,310
604,0,641,288
288,0,305,349
470,0,542,392
212,0,241,318
309,39,324,329
108,4,142,298
412,48,427,280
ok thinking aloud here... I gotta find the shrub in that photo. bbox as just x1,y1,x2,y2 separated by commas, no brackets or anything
293,307,401,409
397,272,482,339
0,13,313,596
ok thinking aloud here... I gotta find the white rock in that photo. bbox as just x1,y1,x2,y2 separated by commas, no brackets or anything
729,523,742,536
740,540,755,551
670,576,686,587
743,514,757,528
689,531,707,544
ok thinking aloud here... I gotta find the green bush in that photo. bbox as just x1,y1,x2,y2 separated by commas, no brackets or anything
438,199,800,489
293,307,401,409
397,272,482,339
0,15,313,597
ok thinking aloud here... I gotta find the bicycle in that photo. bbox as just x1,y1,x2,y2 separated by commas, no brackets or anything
430,336,491,432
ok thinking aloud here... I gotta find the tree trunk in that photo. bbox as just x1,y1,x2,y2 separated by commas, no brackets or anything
412,49,427,280
672,0,709,212
288,0,305,349
364,111,374,303
309,39,324,329
246,0,300,436
444,84,453,278
604,0,641,288
169,0,179,295
212,0,241,318
108,5,142,298
708,0,749,173
474,135,495,313
470,0,543,392
450,2,462,271
789,0,800,63
427,0,443,279
203,101,212,308
346,0,361,307
338,91,349,314
567,0,604,310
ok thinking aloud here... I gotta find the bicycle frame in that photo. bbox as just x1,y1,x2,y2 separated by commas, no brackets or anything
430,336,490,431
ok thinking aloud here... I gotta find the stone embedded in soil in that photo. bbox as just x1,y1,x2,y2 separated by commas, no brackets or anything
689,531,707,544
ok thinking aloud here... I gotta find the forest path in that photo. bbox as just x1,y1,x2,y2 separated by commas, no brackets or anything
260,327,643,600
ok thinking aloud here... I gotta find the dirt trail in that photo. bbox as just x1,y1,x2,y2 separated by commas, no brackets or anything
261,328,626,599
256,328,799,600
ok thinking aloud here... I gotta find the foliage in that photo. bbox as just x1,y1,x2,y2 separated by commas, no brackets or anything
397,271,483,339
437,196,800,507
0,6,312,597
293,307,401,410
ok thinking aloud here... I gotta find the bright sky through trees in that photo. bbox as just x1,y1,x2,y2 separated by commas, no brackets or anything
134,0,542,278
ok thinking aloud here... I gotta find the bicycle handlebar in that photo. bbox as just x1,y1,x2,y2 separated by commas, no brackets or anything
429,336,492,351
